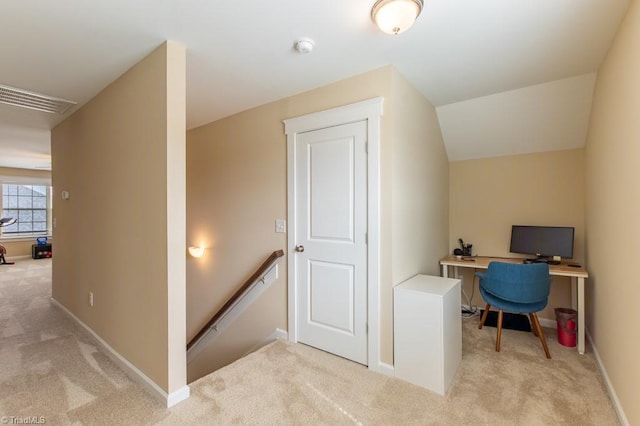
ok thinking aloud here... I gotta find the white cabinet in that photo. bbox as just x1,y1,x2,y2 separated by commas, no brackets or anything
393,274,461,395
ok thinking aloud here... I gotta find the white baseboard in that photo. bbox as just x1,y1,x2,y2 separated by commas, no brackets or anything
586,330,629,425
51,298,190,408
464,303,628,424
283,327,393,377
244,328,288,356
166,385,190,408
462,304,558,329
373,361,395,377
273,328,288,340
538,317,556,328
5,255,33,261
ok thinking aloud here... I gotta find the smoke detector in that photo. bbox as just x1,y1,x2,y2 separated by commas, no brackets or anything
295,38,314,54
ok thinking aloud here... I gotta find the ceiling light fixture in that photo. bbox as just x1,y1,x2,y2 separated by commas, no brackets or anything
371,0,423,35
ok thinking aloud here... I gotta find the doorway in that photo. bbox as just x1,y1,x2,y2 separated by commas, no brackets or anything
284,98,384,370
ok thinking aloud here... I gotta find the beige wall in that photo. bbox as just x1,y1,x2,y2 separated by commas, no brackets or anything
186,66,394,380
186,65,448,377
185,98,290,381
0,166,51,183
51,42,187,395
2,240,51,258
449,149,585,320
0,167,52,256
390,69,449,281
388,69,449,362
585,0,640,423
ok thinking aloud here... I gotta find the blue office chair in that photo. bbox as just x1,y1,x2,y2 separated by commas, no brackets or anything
476,262,552,358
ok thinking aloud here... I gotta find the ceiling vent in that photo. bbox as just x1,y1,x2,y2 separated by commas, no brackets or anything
0,84,76,114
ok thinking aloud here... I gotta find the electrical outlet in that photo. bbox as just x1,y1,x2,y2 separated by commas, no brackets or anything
89,291,94,307
275,219,286,233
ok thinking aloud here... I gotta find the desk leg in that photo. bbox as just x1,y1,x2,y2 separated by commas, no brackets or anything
577,277,585,354
442,264,449,278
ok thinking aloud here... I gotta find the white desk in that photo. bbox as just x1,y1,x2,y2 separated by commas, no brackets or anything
439,255,589,354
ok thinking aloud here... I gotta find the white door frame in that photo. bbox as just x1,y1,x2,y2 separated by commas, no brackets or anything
283,97,386,374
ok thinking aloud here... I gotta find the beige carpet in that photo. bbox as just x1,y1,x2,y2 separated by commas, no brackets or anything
0,259,619,425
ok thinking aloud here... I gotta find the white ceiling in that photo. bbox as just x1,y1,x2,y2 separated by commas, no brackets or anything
0,0,629,170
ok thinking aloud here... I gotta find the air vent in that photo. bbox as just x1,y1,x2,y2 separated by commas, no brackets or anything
0,84,76,114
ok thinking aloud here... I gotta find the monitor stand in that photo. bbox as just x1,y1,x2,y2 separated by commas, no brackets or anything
524,257,560,265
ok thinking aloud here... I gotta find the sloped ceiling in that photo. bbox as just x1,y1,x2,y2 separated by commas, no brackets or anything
0,0,630,169
438,73,597,161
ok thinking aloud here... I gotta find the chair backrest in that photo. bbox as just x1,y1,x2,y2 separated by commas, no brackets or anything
481,262,551,304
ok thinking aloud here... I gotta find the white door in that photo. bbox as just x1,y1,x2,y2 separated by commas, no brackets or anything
294,120,368,365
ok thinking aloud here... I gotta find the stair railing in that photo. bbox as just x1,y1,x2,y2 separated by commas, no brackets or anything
186,249,284,355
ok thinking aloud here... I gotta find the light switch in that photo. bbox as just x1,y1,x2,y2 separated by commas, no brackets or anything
275,219,286,233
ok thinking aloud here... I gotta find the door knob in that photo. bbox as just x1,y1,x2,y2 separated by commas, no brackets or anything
295,245,305,253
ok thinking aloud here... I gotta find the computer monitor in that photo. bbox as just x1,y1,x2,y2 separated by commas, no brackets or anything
509,225,574,262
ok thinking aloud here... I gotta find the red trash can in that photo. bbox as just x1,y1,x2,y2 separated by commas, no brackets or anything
555,307,577,347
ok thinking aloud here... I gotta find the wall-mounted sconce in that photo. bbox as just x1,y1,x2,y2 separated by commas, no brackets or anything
188,246,205,258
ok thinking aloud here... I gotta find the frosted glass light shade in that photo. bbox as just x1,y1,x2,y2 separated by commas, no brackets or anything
371,0,423,35
188,246,205,258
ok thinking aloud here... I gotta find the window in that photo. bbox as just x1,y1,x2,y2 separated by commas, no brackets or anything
1,184,51,237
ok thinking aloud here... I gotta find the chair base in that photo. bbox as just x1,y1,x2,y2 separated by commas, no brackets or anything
478,309,532,332
479,304,551,359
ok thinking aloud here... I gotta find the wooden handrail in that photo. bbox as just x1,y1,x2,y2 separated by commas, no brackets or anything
186,249,285,351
